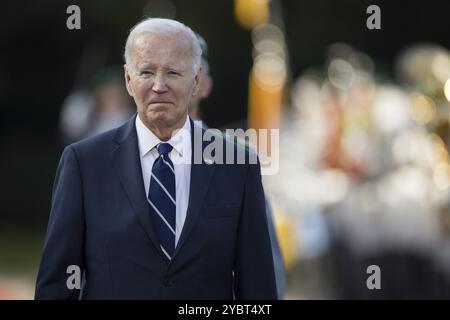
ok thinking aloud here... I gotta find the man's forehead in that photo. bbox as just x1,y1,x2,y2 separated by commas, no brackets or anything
131,33,193,69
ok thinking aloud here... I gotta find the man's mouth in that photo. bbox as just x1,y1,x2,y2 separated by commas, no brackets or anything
149,101,173,105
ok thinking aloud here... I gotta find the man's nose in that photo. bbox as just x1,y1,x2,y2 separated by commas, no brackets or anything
152,73,168,93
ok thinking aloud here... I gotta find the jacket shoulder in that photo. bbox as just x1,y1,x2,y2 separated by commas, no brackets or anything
67,116,135,156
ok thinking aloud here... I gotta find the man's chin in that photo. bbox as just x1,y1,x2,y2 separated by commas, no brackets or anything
143,111,177,127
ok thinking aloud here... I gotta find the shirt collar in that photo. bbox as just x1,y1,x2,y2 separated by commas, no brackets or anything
135,114,191,158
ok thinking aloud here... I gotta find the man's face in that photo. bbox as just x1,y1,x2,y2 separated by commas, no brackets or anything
125,31,200,132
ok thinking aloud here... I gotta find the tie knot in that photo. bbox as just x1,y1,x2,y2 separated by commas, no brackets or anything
157,142,173,156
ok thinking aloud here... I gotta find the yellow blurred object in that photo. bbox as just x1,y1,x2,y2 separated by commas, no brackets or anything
272,206,299,271
248,55,285,129
247,56,285,156
410,93,436,125
234,0,269,30
246,53,285,171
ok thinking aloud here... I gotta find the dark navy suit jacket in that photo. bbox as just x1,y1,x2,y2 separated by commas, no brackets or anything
35,116,277,299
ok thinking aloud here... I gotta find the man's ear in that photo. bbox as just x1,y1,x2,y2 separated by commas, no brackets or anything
124,64,134,97
192,66,202,97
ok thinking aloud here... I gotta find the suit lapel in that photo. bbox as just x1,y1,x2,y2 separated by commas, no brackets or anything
110,115,163,257
172,119,215,260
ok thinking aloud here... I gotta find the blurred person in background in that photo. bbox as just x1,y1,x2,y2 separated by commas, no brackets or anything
187,34,213,122
269,43,450,299
59,67,134,144
189,33,286,299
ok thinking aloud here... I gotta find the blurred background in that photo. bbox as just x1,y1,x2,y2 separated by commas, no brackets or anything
2,0,450,299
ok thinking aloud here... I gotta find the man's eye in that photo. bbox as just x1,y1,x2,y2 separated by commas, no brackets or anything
168,70,180,76
141,71,153,76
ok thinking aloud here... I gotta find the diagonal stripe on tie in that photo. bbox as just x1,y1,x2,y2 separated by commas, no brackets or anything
148,199,176,235
160,245,172,260
150,172,176,204
161,155,175,172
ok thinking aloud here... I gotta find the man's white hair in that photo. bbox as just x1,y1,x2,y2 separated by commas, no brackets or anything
124,18,202,73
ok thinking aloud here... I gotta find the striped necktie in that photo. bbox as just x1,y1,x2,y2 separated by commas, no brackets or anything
148,142,176,260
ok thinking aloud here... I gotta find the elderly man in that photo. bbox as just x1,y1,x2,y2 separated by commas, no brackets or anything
35,18,277,299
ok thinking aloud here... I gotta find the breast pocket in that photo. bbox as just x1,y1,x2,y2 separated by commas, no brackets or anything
202,204,240,218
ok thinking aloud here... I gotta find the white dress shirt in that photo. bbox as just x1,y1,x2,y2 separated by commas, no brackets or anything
135,114,191,245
